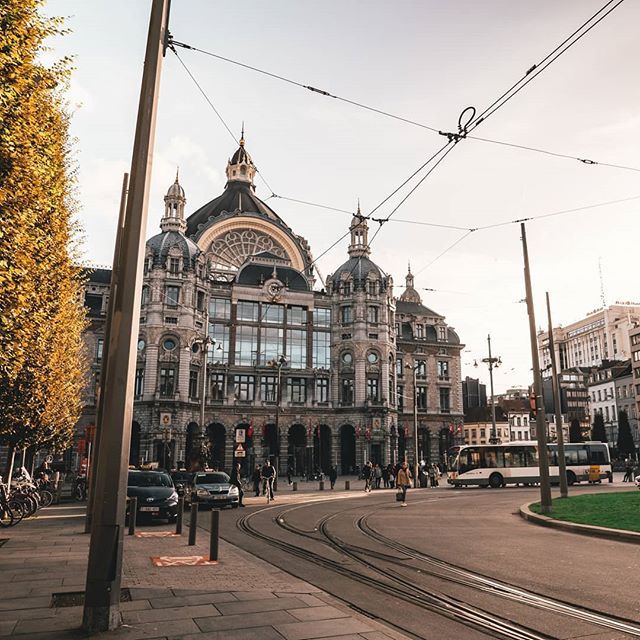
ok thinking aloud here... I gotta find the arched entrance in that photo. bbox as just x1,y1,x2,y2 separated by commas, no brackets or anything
418,426,431,464
185,422,199,470
439,426,454,463
129,422,141,466
288,424,307,475
313,425,331,474
206,423,226,470
339,425,356,475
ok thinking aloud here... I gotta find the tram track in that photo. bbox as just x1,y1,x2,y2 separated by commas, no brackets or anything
237,500,554,640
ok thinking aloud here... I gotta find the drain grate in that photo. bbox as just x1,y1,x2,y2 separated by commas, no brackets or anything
51,588,131,608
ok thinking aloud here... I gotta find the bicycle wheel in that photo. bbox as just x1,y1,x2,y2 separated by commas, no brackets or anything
8,500,25,524
38,490,53,508
0,505,13,527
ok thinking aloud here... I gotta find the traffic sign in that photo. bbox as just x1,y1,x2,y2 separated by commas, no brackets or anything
235,428,246,443
235,443,246,458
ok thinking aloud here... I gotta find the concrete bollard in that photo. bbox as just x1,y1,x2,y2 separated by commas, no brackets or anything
128,497,137,535
175,497,184,535
188,502,198,546
345,480,350,490
319,480,324,491
292,481,298,491
209,509,220,562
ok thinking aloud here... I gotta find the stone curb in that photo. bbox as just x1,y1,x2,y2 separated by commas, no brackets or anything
519,501,640,544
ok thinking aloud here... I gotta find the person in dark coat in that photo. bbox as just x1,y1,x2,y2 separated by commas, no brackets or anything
230,462,245,507
329,466,337,489
251,464,261,496
363,461,373,493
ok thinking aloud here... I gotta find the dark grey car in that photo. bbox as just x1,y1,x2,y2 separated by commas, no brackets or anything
127,470,179,521
186,471,239,508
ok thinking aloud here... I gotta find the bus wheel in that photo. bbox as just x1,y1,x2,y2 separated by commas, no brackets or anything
566,471,576,486
489,473,503,489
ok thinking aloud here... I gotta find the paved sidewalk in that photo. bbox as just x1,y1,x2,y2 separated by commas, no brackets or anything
0,491,410,640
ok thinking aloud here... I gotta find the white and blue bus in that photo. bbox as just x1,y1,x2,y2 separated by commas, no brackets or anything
448,442,611,488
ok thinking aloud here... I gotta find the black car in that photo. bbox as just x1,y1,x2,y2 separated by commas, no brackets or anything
186,471,240,508
127,470,179,522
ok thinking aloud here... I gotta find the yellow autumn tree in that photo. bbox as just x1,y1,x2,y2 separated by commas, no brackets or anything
0,0,86,454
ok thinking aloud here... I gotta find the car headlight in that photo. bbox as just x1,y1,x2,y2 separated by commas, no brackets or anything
196,488,209,497
228,486,239,495
167,491,178,504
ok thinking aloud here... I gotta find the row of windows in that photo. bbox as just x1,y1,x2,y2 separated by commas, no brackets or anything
395,384,450,412
394,358,449,378
339,305,380,324
337,281,381,296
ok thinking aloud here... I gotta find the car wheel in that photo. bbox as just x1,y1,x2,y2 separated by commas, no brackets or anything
489,473,504,489
566,471,576,486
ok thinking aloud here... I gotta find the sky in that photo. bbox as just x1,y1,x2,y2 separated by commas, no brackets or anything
43,0,640,394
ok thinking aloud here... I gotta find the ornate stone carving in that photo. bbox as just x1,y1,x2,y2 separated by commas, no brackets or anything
208,228,288,272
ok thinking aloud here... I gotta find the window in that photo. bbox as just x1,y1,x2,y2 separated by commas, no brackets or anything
235,375,255,401
316,378,329,403
196,291,205,312
341,282,351,296
340,306,352,323
395,323,400,336
367,351,379,364
341,352,353,365
263,303,284,324
261,375,277,402
159,367,175,397
415,324,424,339
633,350,640,362
367,378,379,402
440,388,451,413
367,281,378,296
237,301,259,322
134,368,144,398
437,360,449,379
189,370,199,399
396,358,404,377
416,386,427,409
235,325,258,366
597,389,602,401
286,329,307,368
288,377,306,403
397,385,404,410
210,373,225,400
288,306,306,326
416,361,427,378
313,331,331,368
261,327,283,365
168,257,180,275
163,337,176,351
313,308,331,327
209,298,231,320
143,257,151,274
342,378,354,405
437,326,447,342
165,316,178,325
96,339,104,361
141,286,149,305
165,285,180,307
367,306,379,323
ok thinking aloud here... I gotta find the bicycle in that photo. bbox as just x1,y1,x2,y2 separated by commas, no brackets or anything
264,477,275,504
0,478,25,527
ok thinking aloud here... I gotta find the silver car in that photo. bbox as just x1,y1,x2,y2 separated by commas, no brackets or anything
187,471,240,508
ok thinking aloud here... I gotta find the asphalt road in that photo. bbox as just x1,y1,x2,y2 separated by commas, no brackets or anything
208,481,640,640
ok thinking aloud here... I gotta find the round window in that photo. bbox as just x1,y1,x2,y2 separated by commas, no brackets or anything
163,338,176,351
137,339,146,351
341,352,353,364
367,352,379,364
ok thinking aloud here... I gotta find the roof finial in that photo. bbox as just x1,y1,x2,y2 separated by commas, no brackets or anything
407,260,411,274
357,198,361,216
240,121,245,147
175,166,180,183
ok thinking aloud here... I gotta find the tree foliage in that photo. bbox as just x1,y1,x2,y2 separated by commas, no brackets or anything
591,413,607,443
569,418,582,443
616,410,635,457
0,0,86,451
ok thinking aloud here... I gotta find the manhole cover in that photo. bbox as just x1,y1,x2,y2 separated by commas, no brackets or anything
51,588,131,608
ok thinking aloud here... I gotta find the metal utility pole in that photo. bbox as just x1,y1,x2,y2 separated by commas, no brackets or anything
82,1,169,631
546,292,568,498
521,223,552,514
199,308,210,466
483,335,501,444
406,363,420,486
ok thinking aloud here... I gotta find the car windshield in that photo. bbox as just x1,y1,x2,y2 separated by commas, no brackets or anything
171,472,193,483
194,473,229,485
128,472,173,488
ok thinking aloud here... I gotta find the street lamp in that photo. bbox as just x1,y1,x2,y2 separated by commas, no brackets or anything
475,334,501,444
267,354,287,480
406,362,420,487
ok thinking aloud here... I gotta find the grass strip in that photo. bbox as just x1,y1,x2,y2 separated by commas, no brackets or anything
530,491,640,532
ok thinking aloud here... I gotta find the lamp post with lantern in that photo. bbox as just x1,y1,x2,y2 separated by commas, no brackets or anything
475,334,502,444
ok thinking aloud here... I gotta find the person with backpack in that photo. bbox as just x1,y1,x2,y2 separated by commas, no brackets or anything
396,461,412,507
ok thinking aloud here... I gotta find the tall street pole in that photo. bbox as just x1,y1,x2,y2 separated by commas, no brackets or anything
487,335,498,444
521,223,552,514
82,1,169,631
85,173,129,534
546,292,568,498
199,308,210,465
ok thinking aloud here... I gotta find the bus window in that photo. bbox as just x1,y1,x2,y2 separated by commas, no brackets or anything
586,445,607,464
504,446,525,467
459,448,481,474
481,448,504,468
523,446,538,467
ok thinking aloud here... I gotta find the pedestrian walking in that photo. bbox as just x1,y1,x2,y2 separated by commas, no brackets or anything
428,463,437,488
623,459,633,483
329,466,337,489
287,464,294,485
363,461,373,492
230,462,245,507
382,465,390,489
251,464,261,496
396,461,412,507
374,464,382,489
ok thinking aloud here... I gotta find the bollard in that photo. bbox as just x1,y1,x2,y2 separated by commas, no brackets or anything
292,481,298,491
209,509,220,562
128,497,137,535
175,497,184,535
345,480,350,490
188,502,198,546
319,480,324,491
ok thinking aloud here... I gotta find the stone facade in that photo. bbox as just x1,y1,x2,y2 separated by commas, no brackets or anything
79,140,464,475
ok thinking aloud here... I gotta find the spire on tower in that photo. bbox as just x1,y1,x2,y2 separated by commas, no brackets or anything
160,171,187,233
348,199,370,258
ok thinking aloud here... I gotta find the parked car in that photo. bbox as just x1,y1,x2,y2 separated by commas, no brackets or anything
186,471,239,508
170,470,194,497
127,470,179,522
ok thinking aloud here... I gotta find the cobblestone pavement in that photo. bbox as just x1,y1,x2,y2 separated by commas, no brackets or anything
0,481,410,640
